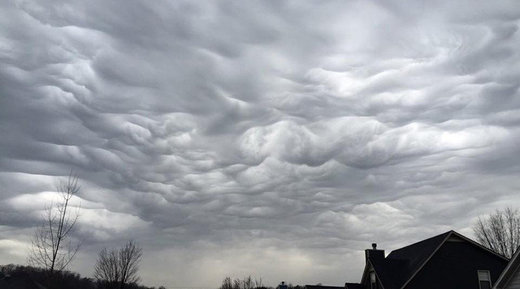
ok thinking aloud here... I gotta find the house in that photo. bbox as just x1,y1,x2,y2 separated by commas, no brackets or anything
493,244,520,289
308,230,509,289
357,230,509,289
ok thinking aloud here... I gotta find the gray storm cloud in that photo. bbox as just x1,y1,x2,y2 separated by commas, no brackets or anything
1,0,520,287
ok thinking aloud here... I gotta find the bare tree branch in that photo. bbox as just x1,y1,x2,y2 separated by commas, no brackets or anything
28,173,81,275
220,276,266,289
474,207,520,258
94,240,143,289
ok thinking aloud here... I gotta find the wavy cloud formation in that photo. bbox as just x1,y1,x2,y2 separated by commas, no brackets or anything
1,0,520,287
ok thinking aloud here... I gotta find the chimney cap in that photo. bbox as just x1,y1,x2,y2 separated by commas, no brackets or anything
372,243,377,250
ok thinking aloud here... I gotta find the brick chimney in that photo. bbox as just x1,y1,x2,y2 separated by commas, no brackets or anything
365,242,385,264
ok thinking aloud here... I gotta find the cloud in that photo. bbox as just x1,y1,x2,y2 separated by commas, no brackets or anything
0,239,31,259
1,0,520,287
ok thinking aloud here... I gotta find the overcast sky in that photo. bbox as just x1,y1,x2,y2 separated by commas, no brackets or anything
1,0,520,288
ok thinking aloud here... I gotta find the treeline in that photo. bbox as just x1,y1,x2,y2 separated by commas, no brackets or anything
0,264,165,289
219,276,304,289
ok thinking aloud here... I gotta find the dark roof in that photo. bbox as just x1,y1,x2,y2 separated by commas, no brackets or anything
494,245,520,289
369,256,407,289
345,283,363,289
364,231,451,289
368,230,508,289
385,230,452,288
386,231,451,265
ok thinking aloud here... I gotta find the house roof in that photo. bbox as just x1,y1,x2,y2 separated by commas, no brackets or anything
493,245,520,289
361,231,450,289
368,230,508,289
384,230,452,288
344,283,363,289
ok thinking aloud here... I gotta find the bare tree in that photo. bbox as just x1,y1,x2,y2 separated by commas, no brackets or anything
474,207,520,258
118,240,142,288
94,248,120,288
234,278,241,289
254,278,264,289
242,276,254,289
28,173,81,275
220,277,233,289
220,276,266,289
94,240,143,289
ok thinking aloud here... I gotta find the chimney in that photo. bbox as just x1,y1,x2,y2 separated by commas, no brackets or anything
365,242,385,264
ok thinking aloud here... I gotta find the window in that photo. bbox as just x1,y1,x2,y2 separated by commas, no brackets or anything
478,270,492,289
370,271,377,289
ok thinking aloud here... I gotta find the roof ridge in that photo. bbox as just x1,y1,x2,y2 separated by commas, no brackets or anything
493,245,520,288
387,230,453,257
398,230,508,289
397,231,454,289
449,231,509,261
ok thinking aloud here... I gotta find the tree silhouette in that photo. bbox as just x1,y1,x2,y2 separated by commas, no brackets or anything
28,173,81,275
474,207,520,258
94,240,143,289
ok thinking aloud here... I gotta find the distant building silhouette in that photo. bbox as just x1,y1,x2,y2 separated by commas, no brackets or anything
278,281,288,289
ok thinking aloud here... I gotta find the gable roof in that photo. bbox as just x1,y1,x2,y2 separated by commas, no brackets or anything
367,230,509,289
493,245,520,289
384,230,452,288
361,231,450,289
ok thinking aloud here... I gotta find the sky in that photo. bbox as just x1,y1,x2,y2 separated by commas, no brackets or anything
1,0,520,288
